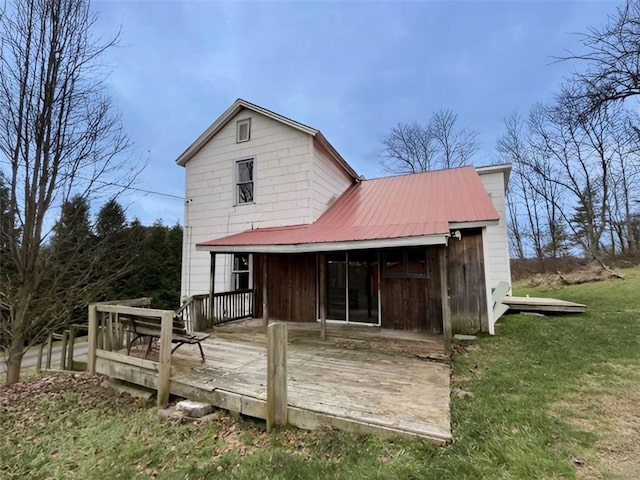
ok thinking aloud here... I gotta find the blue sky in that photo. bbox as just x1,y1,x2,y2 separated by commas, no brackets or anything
92,0,623,225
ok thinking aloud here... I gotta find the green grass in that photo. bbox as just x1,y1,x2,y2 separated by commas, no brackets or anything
2,268,640,479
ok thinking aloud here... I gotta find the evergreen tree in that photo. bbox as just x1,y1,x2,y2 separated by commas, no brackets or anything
93,198,131,301
51,196,93,258
48,196,95,323
117,220,183,309
96,198,127,238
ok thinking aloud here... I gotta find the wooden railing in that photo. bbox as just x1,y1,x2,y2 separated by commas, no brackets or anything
33,298,152,373
176,294,209,332
88,302,174,407
177,289,254,331
212,289,254,324
35,324,87,372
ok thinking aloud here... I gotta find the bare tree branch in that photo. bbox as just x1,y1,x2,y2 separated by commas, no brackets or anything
560,1,640,110
380,110,479,174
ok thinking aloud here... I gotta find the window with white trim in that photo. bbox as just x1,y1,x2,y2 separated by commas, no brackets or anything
232,253,250,290
236,118,251,143
236,158,254,204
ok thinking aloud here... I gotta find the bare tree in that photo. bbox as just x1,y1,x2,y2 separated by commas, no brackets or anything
562,1,640,110
605,112,640,253
0,0,134,384
498,114,539,260
381,109,478,173
499,87,640,262
430,109,479,168
498,113,567,264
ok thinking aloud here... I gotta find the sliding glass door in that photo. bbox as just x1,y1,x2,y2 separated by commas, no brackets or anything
324,251,379,325
326,253,346,320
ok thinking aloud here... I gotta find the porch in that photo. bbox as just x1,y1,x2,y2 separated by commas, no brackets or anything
200,229,492,349
89,305,451,444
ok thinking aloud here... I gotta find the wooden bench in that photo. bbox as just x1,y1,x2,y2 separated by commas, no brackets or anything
121,314,210,361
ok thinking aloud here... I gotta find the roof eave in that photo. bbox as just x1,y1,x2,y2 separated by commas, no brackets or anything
313,133,361,181
195,234,448,254
475,163,512,188
449,219,500,229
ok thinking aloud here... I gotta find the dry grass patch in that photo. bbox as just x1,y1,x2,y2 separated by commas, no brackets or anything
550,365,640,479
527,264,625,290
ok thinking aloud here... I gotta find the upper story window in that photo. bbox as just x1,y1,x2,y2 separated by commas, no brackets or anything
236,118,251,143
236,158,254,204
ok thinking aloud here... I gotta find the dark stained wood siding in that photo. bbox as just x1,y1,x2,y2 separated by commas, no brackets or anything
446,229,488,334
254,254,317,322
380,247,443,333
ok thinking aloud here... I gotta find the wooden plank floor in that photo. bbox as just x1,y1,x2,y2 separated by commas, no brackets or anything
167,333,451,443
214,319,447,360
111,321,452,443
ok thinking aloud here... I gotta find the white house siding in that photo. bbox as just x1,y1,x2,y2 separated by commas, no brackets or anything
181,109,318,298
477,169,512,292
310,141,354,219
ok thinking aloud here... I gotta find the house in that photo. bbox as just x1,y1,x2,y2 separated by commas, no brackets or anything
177,98,511,340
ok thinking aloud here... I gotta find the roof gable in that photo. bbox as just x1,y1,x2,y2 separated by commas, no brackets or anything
175,98,359,180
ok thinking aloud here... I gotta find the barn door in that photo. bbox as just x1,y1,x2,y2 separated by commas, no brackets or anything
446,229,488,334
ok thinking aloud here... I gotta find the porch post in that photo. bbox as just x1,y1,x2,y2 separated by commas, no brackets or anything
87,304,98,374
209,252,216,324
157,311,173,408
262,254,269,328
439,246,452,354
319,253,327,341
267,322,288,430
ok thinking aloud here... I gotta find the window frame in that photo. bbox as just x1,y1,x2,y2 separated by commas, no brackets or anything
382,247,429,279
236,118,251,143
235,157,255,205
231,253,252,291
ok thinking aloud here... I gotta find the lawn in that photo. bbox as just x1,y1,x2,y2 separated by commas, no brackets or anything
1,267,639,479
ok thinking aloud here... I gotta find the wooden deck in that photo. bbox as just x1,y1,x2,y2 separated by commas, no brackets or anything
214,319,447,360
502,296,587,314
95,321,451,444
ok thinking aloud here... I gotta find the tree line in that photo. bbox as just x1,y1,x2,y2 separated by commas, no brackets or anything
1,181,183,342
497,2,640,263
381,1,640,266
49,194,182,310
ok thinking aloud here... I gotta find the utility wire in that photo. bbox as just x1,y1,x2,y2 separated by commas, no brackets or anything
79,176,184,200
0,159,184,201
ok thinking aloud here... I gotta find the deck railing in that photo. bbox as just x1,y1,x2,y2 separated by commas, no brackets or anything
176,294,209,332
178,289,254,331
88,301,174,407
29,298,152,373
212,289,255,324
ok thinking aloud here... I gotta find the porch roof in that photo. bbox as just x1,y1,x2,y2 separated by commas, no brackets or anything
197,166,499,253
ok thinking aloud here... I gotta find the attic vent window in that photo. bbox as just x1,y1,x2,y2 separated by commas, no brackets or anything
236,118,251,143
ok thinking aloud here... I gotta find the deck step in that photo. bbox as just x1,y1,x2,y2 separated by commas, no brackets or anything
503,296,587,314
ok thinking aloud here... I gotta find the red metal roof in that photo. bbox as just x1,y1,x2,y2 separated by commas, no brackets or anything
197,166,499,251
